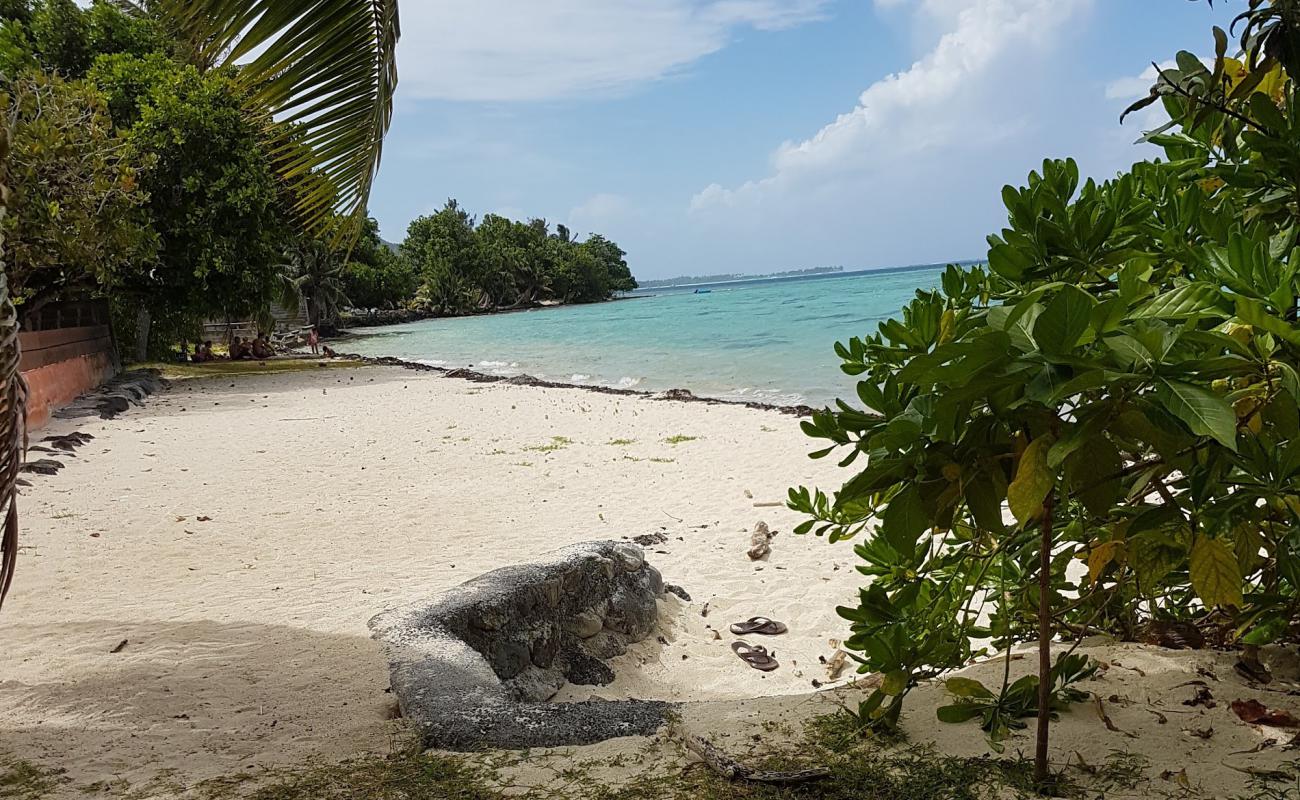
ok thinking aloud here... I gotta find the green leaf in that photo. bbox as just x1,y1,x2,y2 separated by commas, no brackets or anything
1090,297,1127,334
1008,436,1055,526
944,677,994,699
1189,537,1243,609
1065,437,1123,516
965,472,1006,534
1033,285,1095,354
881,484,929,557
1235,296,1300,346
1157,379,1238,451
1120,532,1182,596
1133,283,1227,319
1241,614,1288,646
937,704,986,724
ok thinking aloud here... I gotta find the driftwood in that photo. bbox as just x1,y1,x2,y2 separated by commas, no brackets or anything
673,726,830,784
748,522,774,560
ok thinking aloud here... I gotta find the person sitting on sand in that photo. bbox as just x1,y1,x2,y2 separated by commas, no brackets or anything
322,344,336,358
192,341,215,363
229,336,254,360
250,335,273,359
308,326,320,355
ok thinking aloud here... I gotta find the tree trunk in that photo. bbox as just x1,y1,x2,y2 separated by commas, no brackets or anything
1035,490,1055,787
133,306,151,364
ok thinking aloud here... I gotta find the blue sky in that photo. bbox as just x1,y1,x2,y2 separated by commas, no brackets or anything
369,0,1237,280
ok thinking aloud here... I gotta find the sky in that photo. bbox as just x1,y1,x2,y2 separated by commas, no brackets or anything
367,0,1239,280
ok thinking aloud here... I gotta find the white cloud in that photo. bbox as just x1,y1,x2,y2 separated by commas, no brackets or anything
690,0,1089,212
568,193,637,236
1105,61,1171,101
399,1,829,102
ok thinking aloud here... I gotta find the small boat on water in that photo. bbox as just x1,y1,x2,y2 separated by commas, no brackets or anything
693,288,712,294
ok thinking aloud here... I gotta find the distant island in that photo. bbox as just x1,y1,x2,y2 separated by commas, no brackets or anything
639,266,843,289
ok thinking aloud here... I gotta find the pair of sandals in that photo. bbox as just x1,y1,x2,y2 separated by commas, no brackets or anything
730,617,786,672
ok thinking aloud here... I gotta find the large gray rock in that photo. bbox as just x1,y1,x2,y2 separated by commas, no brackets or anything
369,541,678,750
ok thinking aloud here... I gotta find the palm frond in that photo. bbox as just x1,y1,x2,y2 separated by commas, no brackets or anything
154,0,400,237
0,271,25,612
0,122,26,612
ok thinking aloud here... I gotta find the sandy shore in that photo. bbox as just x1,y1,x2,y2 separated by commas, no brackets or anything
0,364,861,791
2,363,1296,799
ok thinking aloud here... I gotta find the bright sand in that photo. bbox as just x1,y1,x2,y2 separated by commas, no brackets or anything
1,364,1294,799
0,364,861,790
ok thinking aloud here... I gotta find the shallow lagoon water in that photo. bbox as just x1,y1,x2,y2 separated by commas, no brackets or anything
344,265,947,407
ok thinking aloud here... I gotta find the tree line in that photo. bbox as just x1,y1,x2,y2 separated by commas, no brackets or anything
396,199,636,316
0,2,624,357
0,0,360,353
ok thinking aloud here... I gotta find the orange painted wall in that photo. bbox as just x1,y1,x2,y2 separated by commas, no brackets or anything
21,352,117,431
19,324,118,431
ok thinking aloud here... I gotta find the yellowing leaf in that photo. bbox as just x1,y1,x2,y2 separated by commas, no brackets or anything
1190,537,1243,609
1234,523,1265,574
1008,436,1055,526
882,670,908,696
1088,541,1124,585
944,677,993,699
938,309,956,345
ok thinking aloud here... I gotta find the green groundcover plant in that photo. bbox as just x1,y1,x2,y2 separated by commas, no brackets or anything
791,0,1300,785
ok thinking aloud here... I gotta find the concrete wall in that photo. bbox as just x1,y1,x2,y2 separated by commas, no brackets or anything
19,324,118,430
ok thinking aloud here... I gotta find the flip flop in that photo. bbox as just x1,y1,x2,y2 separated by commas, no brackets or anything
732,641,779,671
729,617,788,636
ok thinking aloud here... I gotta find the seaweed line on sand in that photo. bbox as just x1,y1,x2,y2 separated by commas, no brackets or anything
334,352,818,417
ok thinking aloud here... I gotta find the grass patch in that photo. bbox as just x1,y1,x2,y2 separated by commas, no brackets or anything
146,359,363,381
804,710,879,755
175,744,1062,800
661,435,699,446
3,728,1149,800
607,439,637,446
541,747,1051,800
524,436,574,454
0,757,66,799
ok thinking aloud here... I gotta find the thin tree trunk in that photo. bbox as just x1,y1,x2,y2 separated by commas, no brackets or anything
133,306,151,364
1035,490,1054,787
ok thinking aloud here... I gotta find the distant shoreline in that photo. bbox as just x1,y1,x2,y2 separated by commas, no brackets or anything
336,294,649,331
637,260,974,292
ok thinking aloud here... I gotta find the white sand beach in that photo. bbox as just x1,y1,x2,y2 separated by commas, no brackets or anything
0,364,862,791
2,363,1297,799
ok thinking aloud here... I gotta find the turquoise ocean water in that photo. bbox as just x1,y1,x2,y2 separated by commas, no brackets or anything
343,265,947,407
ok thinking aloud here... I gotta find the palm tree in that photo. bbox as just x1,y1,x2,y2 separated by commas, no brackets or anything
0,0,401,611
280,240,351,330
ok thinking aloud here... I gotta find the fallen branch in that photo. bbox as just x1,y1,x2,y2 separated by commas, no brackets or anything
672,726,829,784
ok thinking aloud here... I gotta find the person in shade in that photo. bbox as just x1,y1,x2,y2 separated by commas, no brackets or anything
308,326,320,355
250,334,274,359
192,341,215,363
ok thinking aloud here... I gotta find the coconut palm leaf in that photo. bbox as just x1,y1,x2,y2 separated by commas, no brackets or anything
0,124,27,613
153,0,401,235
0,272,26,613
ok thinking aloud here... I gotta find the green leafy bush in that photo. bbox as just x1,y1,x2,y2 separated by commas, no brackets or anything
792,4,1300,782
